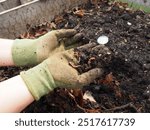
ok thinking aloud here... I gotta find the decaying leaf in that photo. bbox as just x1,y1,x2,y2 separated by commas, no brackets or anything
20,32,31,39
100,72,114,85
54,16,64,24
99,73,122,98
49,22,57,29
71,89,83,106
83,91,96,103
34,29,48,37
73,8,85,17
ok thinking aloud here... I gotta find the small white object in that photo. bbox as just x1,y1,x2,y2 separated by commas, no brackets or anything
97,35,109,45
107,52,111,55
98,54,102,57
147,91,150,94
127,22,132,26
83,91,96,103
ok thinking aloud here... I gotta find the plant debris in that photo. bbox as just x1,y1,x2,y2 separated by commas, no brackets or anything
0,0,150,113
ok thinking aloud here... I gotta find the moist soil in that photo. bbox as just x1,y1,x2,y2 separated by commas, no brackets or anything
0,0,150,112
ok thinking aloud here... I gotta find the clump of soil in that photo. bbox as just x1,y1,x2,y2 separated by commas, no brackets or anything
0,0,150,112
74,43,112,74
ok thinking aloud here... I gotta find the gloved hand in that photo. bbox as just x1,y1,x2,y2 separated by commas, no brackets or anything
20,45,103,100
12,29,82,66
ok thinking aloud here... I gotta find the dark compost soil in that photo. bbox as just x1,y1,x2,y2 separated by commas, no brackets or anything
0,0,150,112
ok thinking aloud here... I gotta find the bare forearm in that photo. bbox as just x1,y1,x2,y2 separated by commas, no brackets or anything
0,75,34,113
0,39,15,66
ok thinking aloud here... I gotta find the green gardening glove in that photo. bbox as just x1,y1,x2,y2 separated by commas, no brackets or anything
12,29,81,66
20,44,106,100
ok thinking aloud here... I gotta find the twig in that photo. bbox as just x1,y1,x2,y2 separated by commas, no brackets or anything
104,102,138,113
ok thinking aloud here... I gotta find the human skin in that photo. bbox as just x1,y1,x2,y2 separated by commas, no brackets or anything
0,39,15,66
0,39,35,112
0,75,34,112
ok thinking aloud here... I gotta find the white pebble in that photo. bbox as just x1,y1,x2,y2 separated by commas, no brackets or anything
97,35,109,45
127,22,132,26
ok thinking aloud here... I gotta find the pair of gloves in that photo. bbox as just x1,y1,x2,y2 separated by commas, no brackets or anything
12,29,102,100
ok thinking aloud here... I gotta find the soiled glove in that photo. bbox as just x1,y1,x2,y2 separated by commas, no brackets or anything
20,47,103,100
12,29,79,66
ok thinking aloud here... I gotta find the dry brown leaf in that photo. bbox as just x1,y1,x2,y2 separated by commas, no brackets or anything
74,9,85,17
100,72,114,85
72,89,83,107
49,22,57,29
35,30,47,37
99,73,122,98
20,32,30,39
54,16,64,24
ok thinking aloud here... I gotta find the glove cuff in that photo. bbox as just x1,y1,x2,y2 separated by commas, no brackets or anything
20,62,56,100
12,39,38,66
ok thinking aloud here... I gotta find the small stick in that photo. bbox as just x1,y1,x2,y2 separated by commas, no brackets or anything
104,103,138,112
